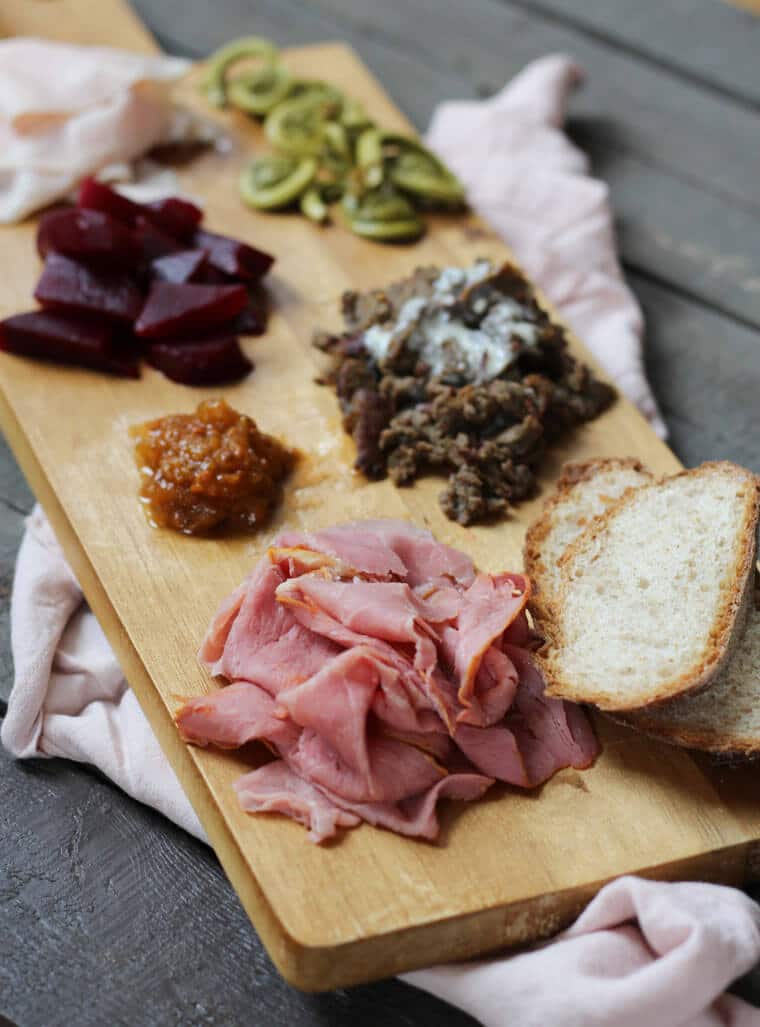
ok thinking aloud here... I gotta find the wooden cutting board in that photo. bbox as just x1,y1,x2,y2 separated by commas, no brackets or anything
3,0,760,992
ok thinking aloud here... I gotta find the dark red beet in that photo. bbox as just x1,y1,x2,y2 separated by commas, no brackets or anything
135,216,182,263
37,208,140,269
144,198,202,242
78,177,142,226
0,310,139,378
151,249,208,284
194,263,234,285
35,253,144,324
135,282,248,339
193,229,274,282
146,336,252,385
231,286,268,336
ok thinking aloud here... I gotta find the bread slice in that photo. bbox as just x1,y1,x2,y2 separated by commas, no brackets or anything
534,462,760,711
524,458,652,618
619,600,760,754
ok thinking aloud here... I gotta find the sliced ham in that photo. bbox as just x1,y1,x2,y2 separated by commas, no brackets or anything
274,518,475,586
278,647,393,777
289,728,447,803
274,582,461,731
176,680,299,753
274,524,408,579
276,576,440,679
234,761,361,844
504,645,601,778
197,579,248,667
454,573,529,701
177,518,599,843
201,560,340,695
330,773,493,841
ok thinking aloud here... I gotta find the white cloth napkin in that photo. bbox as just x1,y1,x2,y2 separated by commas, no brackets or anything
4,54,751,1025
0,38,190,223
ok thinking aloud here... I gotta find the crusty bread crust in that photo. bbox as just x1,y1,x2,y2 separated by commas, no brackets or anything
523,457,651,622
613,709,760,756
534,461,760,712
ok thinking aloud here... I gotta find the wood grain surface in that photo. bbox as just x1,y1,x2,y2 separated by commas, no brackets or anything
2,0,760,997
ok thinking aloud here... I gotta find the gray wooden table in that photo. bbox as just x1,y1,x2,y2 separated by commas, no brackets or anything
2,1,760,1023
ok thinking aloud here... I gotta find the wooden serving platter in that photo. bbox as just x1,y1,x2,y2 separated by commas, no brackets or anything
3,0,760,992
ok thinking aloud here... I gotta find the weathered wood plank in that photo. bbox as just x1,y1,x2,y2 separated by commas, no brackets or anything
0,745,476,1027
576,135,760,328
130,0,760,330
500,0,760,106
630,272,760,472
183,0,758,206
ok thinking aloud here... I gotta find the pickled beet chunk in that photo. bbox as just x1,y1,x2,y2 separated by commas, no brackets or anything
37,208,140,269
135,282,248,339
144,197,202,242
231,287,268,336
35,253,144,324
78,177,142,226
193,228,274,282
151,249,208,284
146,336,252,385
135,216,182,263
0,310,139,378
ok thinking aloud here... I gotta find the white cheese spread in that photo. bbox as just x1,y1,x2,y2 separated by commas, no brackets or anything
361,263,539,384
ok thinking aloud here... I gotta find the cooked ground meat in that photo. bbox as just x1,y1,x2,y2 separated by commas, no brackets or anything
315,260,615,524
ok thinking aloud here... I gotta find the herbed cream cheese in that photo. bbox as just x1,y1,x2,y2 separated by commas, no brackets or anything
361,262,539,384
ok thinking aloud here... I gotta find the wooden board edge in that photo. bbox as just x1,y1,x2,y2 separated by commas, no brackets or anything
0,387,318,985
1,359,745,991
273,840,753,990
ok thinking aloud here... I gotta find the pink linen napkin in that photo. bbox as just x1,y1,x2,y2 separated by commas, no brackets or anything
5,508,760,1025
3,54,749,1024
404,877,760,1027
427,54,666,437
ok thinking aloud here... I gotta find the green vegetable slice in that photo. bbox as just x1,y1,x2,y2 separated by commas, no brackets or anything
239,155,317,209
226,64,293,115
202,34,467,242
342,186,424,241
300,187,329,223
340,97,371,131
323,121,351,160
203,36,278,108
383,135,465,204
315,154,350,202
355,128,384,189
264,94,337,156
288,80,344,107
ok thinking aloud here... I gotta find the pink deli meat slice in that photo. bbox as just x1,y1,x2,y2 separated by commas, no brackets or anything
199,560,340,695
181,518,600,843
275,587,460,731
504,645,600,778
277,646,396,777
327,773,494,841
276,576,441,678
234,761,361,844
175,680,299,753
274,518,474,586
289,728,447,803
454,652,598,786
454,573,529,709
